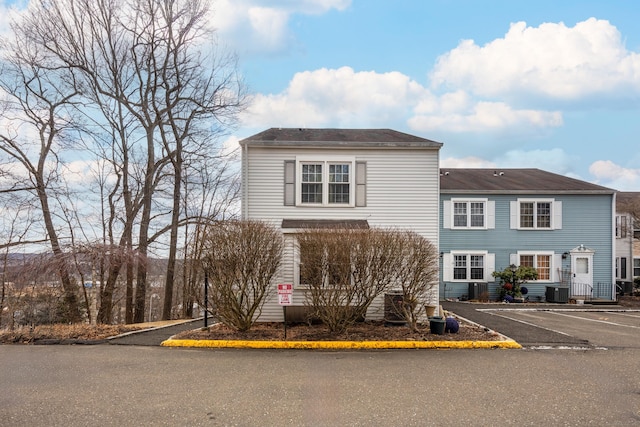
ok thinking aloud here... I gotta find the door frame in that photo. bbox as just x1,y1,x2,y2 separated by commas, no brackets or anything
570,245,594,298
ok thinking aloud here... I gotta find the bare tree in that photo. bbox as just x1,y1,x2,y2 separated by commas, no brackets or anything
6,0,246,323
0,29,83,322
179,157,240,318
201,221,282,332
618,193,640,235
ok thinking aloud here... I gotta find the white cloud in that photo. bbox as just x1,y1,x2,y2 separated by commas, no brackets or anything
242,66,427,128
241,66,562,134
440,156,495,169
221,135,241,157
431,18,640,101
409,100,562,133
589,160,640,191
210,0,350,55
0,1,25,41
499,148,575,174
441,148,575,176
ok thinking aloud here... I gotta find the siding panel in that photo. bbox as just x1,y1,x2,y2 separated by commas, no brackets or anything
243,145,441,321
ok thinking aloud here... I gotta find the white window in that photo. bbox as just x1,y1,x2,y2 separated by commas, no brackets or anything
634,258,640,278
443,251,495,282
516,251,555,282
301,164,323,203
296,157,355,206
296,238,349,288
453,201,484,228
616,215,628,238
444,199,494,229
511,199,562,230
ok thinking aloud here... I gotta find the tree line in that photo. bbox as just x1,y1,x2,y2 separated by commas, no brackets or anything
0,0,246,326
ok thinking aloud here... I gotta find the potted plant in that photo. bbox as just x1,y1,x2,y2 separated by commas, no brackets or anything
492,264,537,302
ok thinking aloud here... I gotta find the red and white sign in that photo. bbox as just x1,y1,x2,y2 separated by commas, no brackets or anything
277,283,293,305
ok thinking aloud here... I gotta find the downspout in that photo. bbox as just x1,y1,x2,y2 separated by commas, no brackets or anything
612,192,617,301
242,142,248,220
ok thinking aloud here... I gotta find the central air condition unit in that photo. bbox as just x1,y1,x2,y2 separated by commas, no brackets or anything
545,286,569,303
468,282,488,300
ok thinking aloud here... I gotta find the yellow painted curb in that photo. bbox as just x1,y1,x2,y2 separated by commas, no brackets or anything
161,338,521,350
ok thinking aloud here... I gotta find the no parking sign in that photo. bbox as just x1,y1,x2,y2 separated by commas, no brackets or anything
277,283,293,305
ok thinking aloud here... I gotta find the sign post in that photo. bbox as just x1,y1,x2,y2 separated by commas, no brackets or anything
277,284,293,339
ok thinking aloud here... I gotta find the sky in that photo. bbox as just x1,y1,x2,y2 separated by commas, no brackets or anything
2,0,640,191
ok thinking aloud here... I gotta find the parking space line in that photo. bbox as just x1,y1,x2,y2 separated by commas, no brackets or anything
548,311,640,329
486,310,572,336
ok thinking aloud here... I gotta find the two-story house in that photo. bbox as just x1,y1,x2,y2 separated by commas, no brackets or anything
439,169,616,303
616,192,640,290
240,128,442,321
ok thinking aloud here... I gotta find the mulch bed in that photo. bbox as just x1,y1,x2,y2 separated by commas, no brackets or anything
0,324,146,344
172,318,504,342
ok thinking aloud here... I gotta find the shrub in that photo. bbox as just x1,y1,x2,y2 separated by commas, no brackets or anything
299,228,439,333
299,228,400,333
493,265,537,301
201,221,283,332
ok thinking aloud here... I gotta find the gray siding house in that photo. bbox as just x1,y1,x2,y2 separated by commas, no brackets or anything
240,128,442,321
616,192,640,288
439,169,616,302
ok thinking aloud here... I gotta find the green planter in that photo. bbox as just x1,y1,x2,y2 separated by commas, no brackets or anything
429,316,446,335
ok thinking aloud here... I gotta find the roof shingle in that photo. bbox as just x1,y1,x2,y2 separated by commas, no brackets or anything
240,128,442,148
440,169,615,194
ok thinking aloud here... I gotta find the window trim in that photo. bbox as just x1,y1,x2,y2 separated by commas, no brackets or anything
296,156,355,207
451,198,489,229
449,250,489,282
516,198,555,230
516,250,554,282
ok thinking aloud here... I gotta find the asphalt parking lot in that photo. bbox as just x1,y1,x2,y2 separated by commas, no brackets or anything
442,301,640,349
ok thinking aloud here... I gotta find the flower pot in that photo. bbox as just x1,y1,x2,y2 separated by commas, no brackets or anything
425,305,436,317
429,317,446,335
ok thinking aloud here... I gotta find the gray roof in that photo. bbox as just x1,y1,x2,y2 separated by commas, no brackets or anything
240,128,442,148
440,168,615,194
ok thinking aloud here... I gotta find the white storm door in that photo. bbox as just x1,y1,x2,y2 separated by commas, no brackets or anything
571,255,593,296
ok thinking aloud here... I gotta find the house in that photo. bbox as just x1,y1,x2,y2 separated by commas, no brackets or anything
439,168,617,303
616,192,640,289
239,128,442,321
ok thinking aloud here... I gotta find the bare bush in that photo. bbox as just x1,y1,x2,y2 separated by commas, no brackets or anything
202,221,282,332
389,231,439,331
299,228,439,333
299,228,400,333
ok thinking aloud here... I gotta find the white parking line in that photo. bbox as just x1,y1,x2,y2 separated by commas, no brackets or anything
486,311,572,336
548,311,640,329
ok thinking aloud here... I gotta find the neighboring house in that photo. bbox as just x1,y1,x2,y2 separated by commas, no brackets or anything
439,169,617,302
240,128,442,322
616,192,640,288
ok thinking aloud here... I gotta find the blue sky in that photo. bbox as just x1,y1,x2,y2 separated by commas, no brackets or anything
3,0,640,190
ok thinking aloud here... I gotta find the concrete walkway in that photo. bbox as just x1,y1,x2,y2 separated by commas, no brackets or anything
108,318,204,346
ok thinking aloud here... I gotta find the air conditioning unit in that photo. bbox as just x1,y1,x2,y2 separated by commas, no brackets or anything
468,282,488,300
545,286,569,303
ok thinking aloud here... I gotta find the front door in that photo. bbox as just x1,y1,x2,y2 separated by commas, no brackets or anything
570,246,594,298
